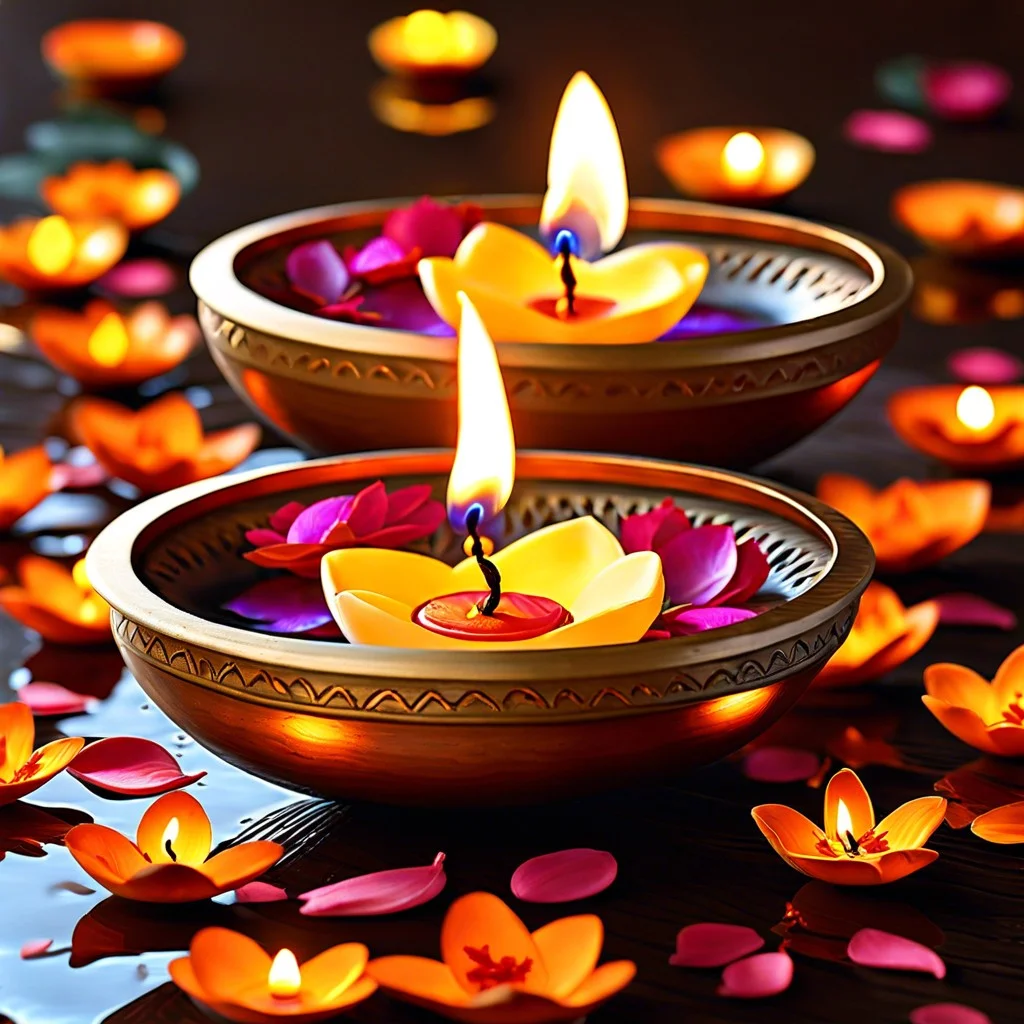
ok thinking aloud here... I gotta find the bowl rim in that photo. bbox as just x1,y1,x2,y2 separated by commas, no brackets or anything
189,194,912,373
86,449,874,684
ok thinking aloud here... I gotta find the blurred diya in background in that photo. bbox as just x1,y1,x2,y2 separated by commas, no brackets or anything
877,55,1012,122
0,555,111,645
71,392,260,493
42,19,186,95
41,160,180,231
0,702,83,807
817,475,990,573
655,127,814,204
911,256,1024,326
370,78,496,135
893,181,1024,260
0,215,127,290
0,445,52,531
368,9,496,78
752,767,947,885
32,300,199,388
813,582,939,690
888,384,1024,473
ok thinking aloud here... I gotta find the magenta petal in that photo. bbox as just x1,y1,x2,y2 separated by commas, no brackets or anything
68,736,206,796
925,62,1011,121
670,924,764,968
847,928,946,978
287,495,354,544
934,593,1017,631
384,483,434,525
714,539,770,606
844,110,932,153
20,939,53,960
300,852,446,917
742,747,821,784
510,848,617,904
244,528,287,548
348,236,408,275
948,347,1023,385
344,481,389,538
235,881,289,904
717,951,793,998
660,525,739,607
384,196,465,258
911,1005,993,1024
18,682,91,716
620,499,689,554
96,258,177,298
285,240,350,305
666,606,758,636
269,500,307,534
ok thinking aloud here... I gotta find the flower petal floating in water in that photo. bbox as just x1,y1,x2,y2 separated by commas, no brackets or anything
911,1004,993,1024
384,196,481,258
223,577,339,637
234,881,289,903
948,347,1023,385
847,928,946,978
970,801,1024,844
285,239,349,305
347,236,421,284
924,62,1011,121
844,110,932,154
18,681,93,717
20,939,54,960
670,923,764,968
68,736,207,796
511,849,618,904
717,951,793,998
742,747,821,784
933,593,1016,631
301,852,446,916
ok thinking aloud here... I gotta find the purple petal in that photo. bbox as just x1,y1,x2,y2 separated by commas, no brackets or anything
285,240,350,304
659,525,739,606
742,747,820,784
910,1005,993,1024
717,952,793,998
269,500,307,534
347,236,408,275
714,539,770,606
934,593,1017,631
244,528,287,548
384,483,434,525
847,929,946,978
353,278,455,334
666,606,758,635
844,110,932,153
670,924,764,968
925,62,1011,121
300,852,446,916
343,480,389,538
620,499,689,554
384,196,466,258
948,347,1023,385
286,495,354,544
224,578,334,634
510,849,618,903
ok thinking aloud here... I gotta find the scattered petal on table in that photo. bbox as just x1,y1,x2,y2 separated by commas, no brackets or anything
844,110,932,153
20,939,53,960
670,923,764,968
924,62,1011,121
847,928,946,978
934,593,1017,631
95,258,177,298
742,747,821,784
234,881,288,904
911,1004,992,1024
300,852,446,916
971,801,1024,844
948,347,1023,386
68,736,206,796
18,682,92,716
510,848,618,903
717,951,793,998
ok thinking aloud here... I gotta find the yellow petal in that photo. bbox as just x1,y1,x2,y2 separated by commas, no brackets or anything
330,590,469,649
824,769,874,841
190,927,270,1004
137,791,212,866
751,804,825,859
201,841,283,889
301,942,370,1003
874,796,946,850
921,696,1002,754
0,701,34,778
532,915,603,999
322,548,455,607
786,853,885,886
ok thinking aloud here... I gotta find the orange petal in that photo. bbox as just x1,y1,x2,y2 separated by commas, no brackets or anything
441,892,547,995
0,735,86,805
119,862,220,903
562,961,637,1009
971,801,1024,843
874,796,947,850
138,393,203,458
301,942,371,1005
190,926,270,1003
18,554,82,607
824,769,874,841
751,804,824,860
0,446,51,529
786,853,884,886
992,645,1024,704
0,590,110,645
817,474,879,531
201,841,284,889
196,424,261,477
924,663,997,720
532,915,603,1000
921,697,1002,755
983,723,1024,757
367,955,470,1006
876,848,939,883
65,823,148,891
137,791,212,866
0,701,35,777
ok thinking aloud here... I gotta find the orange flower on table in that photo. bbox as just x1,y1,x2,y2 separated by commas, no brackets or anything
0,555,111,645
817,474,990,573
65,791,283,903
367,892,635,1024
71,392,260,494
923,645,1024,757
752,768,946,886
0,215,127,291
32,300,198,388
41,160,180,232
814,582,939,689
170,927,376,1023
971,801,1024,843
0,445,52,531
0,702,83,808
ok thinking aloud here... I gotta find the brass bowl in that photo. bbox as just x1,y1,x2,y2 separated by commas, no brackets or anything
86,450,873,806
190,195,912,468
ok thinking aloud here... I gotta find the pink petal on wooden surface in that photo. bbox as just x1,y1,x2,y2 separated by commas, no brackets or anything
670,923,765,968
911,1004,992,1024
20,939,53,960
300,852,446,916
510,848,618,903
18,682,92,716
948,347,1023,385
68,736,206,796
717,951,793,998
847,928,946,978
934,593,1017,631
742,747,821,784
844,109,932,153
234,881,288,904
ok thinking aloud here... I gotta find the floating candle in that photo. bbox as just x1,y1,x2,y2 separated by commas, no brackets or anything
656,126,814,204
368,9,497,77
0,215,127,291
911,256,1024,326
0,445,52,531
0,703,84,808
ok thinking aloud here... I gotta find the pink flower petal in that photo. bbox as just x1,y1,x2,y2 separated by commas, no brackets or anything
384,196,466,258
95,258,177,298
844,109,933,153
664,606,758,636
911,1005,993,1024
235,881,289,904
620,499,689,554
670,923,765,968
717,951,793,998
67,736,206,796
847,928,946,978
269,500,306,534
511,848,618,903
924,62,1011,121
742,747,821,784
20,939,53,960
285,240,349,305
948,347,1023,385
659,524,739,607
934,593,1017,631
715,539,770,606
50,458,109,491
18,682,92,716
300,852,446,916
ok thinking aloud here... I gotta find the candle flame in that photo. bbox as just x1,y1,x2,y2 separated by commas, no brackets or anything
447,293,515,531
27,216,75,276
956,385,995,431
162,816,179,855
835,798,854,843
87,312,130,368
721,132,765,189
540,71,628,260
401,9,475,62
268,948,301,999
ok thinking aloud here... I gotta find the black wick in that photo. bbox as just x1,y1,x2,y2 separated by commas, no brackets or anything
465,505,502,616
557,233,577,317
165,839,177,862
843,831,860,856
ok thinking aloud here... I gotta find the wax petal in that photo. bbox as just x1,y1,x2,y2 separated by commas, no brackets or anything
670,924,764,968
234,881,288,903
666,606,758,636
948,347,1023,385
658,525,738,607
844,110,932,154
847,928,946,978
68,736,206,796
20,939,53,959
742,747,821,784
285,240,349,304
717,951,793,998
18,682,92,716
300,852,446,916
911,1004,993,1024
934,593,1017,631
532,916,603,999
510,849,617,903
924,62,1011,121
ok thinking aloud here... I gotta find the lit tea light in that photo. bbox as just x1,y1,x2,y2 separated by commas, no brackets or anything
888,384,1024,473
87,312,131,367
0,215,127,291
368,9,497,77
656,126,814,203
910,255,1024,326
0,445,52,532
161,815,180,860
268,949,301,1000
369,78,495,135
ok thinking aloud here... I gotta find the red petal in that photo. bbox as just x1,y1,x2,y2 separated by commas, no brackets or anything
18,682,92,716
510,848,617,903
934,593,1017,631
670,924,764,968
717,951,793,998
742,747,821,784
847,928,946,978
345,480,389,537
235,881,288,903
68,736,206,796
911,1005,992,1024
300,852,446,916
21,939,53,959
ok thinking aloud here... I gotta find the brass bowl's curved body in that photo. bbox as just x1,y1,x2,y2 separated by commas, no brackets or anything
87,451,874,806
190,196,912,468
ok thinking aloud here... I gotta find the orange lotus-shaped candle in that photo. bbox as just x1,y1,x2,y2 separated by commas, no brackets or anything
369,9,497,77
814,582,939,689
65,792,283,903
0,702,83,808
0,555,111,645
32,300,198,389
752,768,946,886
972,801,1024,843
170,927,376,1023
0,215,127,291
923,645,1024,757
368,892,635,1023
71,392,260,493
41,160,180,232
0,445,52,531
817,474,990,573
